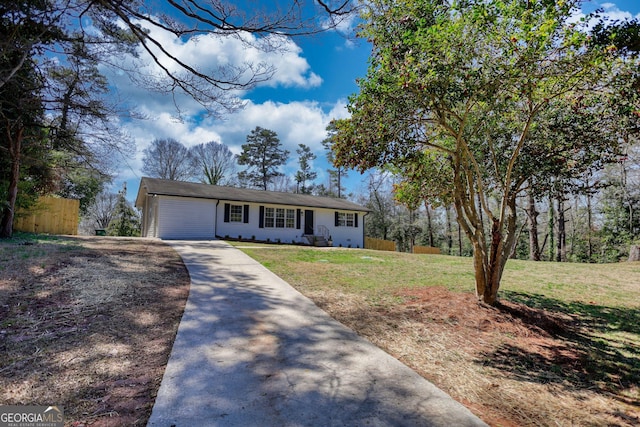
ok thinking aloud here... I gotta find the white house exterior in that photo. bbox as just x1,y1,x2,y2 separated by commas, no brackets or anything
135,177,369,247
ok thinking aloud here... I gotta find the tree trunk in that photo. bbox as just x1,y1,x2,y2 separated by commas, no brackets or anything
469,214,517,306
0,125,24,238
485,219,504,304
527,192,541,261
586,191,593,261
556,196,566,262
409,209,416,253
548,194,555,261
445,205,453,255
629,246,640,262
449,154,519,306
425,202,434,247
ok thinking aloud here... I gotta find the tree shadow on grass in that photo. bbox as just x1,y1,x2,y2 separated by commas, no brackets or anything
480,291,640,407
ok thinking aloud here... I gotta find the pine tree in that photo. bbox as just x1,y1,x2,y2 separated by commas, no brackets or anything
107,183,140,236
237,127,289,191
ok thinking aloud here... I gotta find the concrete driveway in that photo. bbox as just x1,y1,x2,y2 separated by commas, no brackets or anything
147,240,487,426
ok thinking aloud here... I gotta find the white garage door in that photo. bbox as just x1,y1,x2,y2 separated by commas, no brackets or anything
157,197,215,239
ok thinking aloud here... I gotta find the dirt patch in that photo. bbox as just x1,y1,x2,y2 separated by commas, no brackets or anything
307,285,640,427
0,236,190,426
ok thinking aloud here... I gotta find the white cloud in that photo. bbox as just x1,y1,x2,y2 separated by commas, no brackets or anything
570,1,640,28
102,14,352,194
102,17,337,187
117,99,348,186
130,20,322,93
210,100,346,154
599,2,640,20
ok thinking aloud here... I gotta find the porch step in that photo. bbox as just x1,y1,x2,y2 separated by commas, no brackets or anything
305,235,330,247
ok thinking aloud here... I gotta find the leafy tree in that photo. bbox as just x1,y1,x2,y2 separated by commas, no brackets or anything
597,144,640,261
189,141,237,185
524,90,625,262
332,0,622,305
393,151,454,250
237,127,289,191
55,168,108,215
107,184,140,237
45,44,131,210
295,144,317,193
142,138,193,181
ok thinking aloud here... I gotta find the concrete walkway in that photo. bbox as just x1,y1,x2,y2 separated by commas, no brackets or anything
147,240,487,427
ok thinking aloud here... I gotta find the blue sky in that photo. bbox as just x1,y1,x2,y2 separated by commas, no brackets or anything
113,1,640,203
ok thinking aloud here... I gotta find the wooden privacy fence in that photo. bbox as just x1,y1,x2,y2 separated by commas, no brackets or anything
14,196,79,235
365,237,441,255
365,237,396,252
413,245,441,255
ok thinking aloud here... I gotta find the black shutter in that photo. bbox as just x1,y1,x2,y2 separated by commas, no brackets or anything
296,209,301,229
224,203,230,222
354,213,359,228
335,212,340,227
259,206,264,228
243,205,250,223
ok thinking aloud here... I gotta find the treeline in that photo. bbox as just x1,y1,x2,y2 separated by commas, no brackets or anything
360,152,640,263
137,126,349,197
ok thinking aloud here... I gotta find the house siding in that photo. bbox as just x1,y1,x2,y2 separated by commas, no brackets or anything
216,202,303,243
215,203,365,248
140,195,159,238
156,196,215,239
315,209,364,248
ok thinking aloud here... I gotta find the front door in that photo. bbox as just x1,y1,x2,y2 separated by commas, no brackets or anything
304,210,314,235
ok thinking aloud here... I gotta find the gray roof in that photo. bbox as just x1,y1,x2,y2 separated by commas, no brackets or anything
135,177,369,212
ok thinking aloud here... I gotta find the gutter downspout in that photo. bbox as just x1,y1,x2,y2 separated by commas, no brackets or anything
214,199,220,238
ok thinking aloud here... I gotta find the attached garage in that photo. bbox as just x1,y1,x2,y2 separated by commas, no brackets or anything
155,196,215,239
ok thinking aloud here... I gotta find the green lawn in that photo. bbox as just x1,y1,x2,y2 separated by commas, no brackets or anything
233,243,640,309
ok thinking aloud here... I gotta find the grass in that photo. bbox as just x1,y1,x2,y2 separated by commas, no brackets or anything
234,243,638,306
235,244,473,291
232,242,640,426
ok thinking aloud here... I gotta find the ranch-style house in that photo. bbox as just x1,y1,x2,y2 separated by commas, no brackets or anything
135,177,369,247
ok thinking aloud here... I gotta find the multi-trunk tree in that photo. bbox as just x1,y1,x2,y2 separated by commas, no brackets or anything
332,0,628,305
